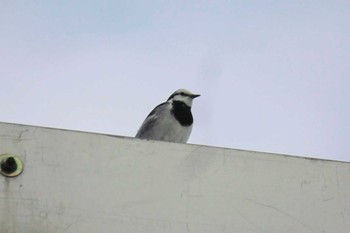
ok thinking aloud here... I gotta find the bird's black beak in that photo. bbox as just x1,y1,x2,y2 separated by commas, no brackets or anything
191,94,200,99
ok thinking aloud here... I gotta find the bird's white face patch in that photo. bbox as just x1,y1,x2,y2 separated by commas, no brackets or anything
167,89,199,107
172,94,194,107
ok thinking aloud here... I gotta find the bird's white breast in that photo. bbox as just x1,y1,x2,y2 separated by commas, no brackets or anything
153,105,192,143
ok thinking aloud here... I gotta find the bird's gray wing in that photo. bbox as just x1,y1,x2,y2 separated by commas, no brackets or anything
135,102,168,139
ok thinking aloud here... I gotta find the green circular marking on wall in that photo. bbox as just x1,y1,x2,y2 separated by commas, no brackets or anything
0,154,24,177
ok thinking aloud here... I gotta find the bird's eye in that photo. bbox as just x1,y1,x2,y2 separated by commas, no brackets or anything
180,92,185,96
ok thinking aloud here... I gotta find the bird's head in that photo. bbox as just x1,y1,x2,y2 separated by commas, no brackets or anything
167,89,200,107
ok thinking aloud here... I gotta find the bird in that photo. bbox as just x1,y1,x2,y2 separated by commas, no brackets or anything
135,89,200,143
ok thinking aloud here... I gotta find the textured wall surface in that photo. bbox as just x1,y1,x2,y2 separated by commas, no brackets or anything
0,122,349,233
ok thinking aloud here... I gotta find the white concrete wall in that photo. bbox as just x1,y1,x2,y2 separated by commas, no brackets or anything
0,122,349,233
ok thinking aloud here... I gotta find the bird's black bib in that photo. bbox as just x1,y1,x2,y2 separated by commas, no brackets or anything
171,101,193,126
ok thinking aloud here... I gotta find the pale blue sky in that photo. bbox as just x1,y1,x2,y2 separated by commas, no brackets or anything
1,1,349,161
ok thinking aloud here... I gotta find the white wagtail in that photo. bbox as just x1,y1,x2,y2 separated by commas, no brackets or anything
135,89,200,143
